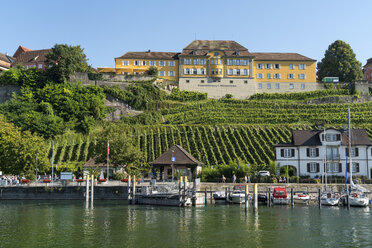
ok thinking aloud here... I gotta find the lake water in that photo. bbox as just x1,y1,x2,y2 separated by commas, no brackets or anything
0,201,371,248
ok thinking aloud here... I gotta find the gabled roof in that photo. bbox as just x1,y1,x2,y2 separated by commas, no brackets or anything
251,52,316,61
13,45,32,58
180,40,252,57
0,52,15,69
12,49,52,66
116,51,179,60
365,57,372,67
150,145,202,166
276,129,372,147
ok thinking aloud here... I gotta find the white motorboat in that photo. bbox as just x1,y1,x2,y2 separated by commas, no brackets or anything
320,192,340,206
293,191,310,204
347,187,369,207
230,185,250,204
213,191,227,203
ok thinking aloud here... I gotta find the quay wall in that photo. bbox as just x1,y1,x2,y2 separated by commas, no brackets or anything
0,186,131,200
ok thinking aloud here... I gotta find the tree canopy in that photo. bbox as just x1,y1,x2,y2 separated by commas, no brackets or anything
317,40,363,82
45,44,91,83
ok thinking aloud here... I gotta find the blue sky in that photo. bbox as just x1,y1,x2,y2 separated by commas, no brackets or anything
2,0,371,68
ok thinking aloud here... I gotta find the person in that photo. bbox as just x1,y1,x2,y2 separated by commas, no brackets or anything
232,174,237,183
222,174,226,183
244,175,248,183
279,176,282,183
283,177,286,183
248,175,251,183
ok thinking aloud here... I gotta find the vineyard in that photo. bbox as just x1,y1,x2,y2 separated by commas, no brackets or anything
48,124,372,167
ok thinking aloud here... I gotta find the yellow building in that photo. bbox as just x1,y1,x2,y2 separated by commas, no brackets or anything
99,40,318,98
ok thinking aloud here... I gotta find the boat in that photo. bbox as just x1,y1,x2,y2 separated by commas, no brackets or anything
320,192,340,206
293,191,310,204
258,193,268,204
230,185,250,204
213,191,227,203
342,108,370,207
272,187,290,205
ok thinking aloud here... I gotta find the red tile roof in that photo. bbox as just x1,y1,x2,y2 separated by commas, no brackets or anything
251,52,315,61
13,46,32,58
180,40,252,57
12,49,52,66
116,51,179,60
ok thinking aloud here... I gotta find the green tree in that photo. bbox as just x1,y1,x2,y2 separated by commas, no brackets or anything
317,40,363,82
45,44,91,83
146,66,158,77
0,115,49,177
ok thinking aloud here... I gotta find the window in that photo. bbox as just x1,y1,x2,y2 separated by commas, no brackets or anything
168,71,175,77
185,68,190,75
274,64,280,69
258,83,262,89
301,84,305,89
159,61,166,66
122,60,129,66
347,162,359,173
257,73,263,79
243,60,248,66
325,133,340,142
327,163,340,173
168,61,175,66
289,83,294,89
310,163,317,173
211,69,215,75
200,68,205,75
299,64,306,70
38,64,43,69
199,59,205,65
346,147,359,157
184,59,191,65
257,63,263,69
193,59,198,65
159,71,165,76
142,61,147,66
193,69,197,75
289,64,295,69
281,148,294,158
134,60,140,66
214,52,219,56
219,69,222,75
265,64,272,69
308,148,318,157
236,60,240,66
186,80,190,83
299,74,306,79
149,61,156,66
243,69,248,75
228,59,233,66
230,80,233,84
267,73,272,79
275,83,280,89
274,73,280,79
228,69,233,75
288,74,295,79
327,147,339,160
267,83,271,89
236,69,240,75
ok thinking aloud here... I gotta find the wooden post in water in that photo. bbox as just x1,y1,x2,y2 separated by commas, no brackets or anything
245,185,249,213
268,188,271,207
225,187,228,203
128,175,131,204
132,175,136,205
90,175,94,208
318,188,321,208
205,188,207,205
210,186,213,204
253,184,258,212
291,188,294,206
183,176,186,206
85,174,89,208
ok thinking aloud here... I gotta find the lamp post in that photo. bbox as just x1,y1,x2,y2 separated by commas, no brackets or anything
35,153,39,182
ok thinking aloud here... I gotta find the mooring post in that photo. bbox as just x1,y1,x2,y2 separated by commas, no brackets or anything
291,188,294,207
132,175,136,205
268,188,271,207
245,184,249,213
85,174,89,208
183,176,186,205
128,175,131,204
90,175,94,208
253,184,258,212
205,187,207,205
318,188,321,208
225,187,228,202
210,186,213,204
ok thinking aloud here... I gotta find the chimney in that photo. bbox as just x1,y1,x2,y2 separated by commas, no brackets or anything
146,49,151,53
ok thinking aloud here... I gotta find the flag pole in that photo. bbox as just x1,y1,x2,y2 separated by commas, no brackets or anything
107,140,110,181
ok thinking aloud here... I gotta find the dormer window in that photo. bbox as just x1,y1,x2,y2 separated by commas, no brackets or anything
214,52,219,57
324,133,341,142
235,50,239,55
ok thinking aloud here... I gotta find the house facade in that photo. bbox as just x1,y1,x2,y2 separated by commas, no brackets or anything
0,52,14,71
98,40,318,98
364,57,372,83
12,46,51,70
275,129,372,178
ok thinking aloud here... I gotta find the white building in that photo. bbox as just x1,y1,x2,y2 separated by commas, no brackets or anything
275,129,372,178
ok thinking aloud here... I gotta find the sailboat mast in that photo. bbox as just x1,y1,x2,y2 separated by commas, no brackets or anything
345,107,352,191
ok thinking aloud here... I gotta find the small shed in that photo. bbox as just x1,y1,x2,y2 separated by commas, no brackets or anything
83,158,115,178
150,145,203,181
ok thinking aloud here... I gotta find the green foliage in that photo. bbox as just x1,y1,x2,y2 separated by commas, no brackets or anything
102,83,165,110
146,66,158,76
113,171,127,180
249,89,350,101
88,72,103,81
223,94,233,99
0,115,49,176
317,40,363,82
167,88,208,102
0,66,46,87
54,161,83,173
201,159,250,182
45,44,91,83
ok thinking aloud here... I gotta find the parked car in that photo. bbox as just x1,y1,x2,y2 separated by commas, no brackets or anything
258,171,270,177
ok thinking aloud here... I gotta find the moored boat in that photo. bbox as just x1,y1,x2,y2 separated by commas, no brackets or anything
320,192,340,206
213,191,227,203
293,191,310,204
230,185,250,204
272,187,290,205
